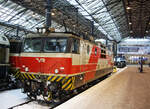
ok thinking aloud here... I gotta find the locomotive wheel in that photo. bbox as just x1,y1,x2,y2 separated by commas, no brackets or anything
43,91,52,103
27,92,37,100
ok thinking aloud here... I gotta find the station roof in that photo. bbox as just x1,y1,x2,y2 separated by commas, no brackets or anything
124,0,150,38
0,0,149,41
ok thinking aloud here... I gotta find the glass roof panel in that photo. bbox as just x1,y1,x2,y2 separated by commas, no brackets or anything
0,0,127,41
67,0,122,41
0,0,78,37
0,1,45,33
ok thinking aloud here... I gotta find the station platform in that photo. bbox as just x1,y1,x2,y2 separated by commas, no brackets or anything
55,66,150,109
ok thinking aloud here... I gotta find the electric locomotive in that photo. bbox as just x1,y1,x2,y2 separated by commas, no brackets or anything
18,32,114,101
0,34,10,86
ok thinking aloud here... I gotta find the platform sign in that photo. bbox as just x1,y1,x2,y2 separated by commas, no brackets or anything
118,46,150,55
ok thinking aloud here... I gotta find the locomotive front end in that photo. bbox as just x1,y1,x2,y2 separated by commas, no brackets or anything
19,33,74,101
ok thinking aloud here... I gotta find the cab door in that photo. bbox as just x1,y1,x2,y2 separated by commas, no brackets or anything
71,38,80,74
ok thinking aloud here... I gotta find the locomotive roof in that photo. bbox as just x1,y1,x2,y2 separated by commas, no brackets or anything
26,32,80,39
25,32,105,46
0,34,9,46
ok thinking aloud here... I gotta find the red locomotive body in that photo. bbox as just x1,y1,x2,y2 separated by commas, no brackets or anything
18,32,114,101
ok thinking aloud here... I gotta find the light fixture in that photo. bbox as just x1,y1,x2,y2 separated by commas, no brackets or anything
130,31,133,33
146,31,149,33
126,6,131,10
129,22,132,25
51,12,55,16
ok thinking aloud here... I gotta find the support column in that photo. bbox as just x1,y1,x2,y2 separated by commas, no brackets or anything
106,39,108,47
113,42,117,57
46,0,52,29
91,21,94,36
16,26,19,37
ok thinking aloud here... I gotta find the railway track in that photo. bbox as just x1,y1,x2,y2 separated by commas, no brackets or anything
8,100,34,109
7,98,68,109
6,92,77,109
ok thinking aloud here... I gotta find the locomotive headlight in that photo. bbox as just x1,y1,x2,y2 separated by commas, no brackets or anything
25,67,29,72
55,69,59,74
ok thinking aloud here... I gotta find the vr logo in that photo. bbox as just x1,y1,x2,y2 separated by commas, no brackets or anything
36,58,45,63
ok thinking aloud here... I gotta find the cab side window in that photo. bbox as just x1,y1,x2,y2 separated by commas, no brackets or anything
87,45,90,54
72,38,80,53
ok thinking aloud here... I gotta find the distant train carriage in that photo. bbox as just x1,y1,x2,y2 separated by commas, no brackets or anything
114,55,126,68
9,40,22,70
18,32,114,101
9,40,22,80
0,35,10,82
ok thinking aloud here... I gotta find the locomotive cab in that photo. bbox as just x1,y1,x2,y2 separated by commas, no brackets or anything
20,33,79,75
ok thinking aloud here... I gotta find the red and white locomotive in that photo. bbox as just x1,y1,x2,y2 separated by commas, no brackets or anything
18,32,114,101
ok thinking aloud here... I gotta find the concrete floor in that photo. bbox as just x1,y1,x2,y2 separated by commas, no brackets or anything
55,66,150,109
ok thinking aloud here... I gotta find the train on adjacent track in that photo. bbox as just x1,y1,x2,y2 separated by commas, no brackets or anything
114,55,126,68
9,39,23,87
9,40,22,79
14,32,114,102
0,34,10,88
